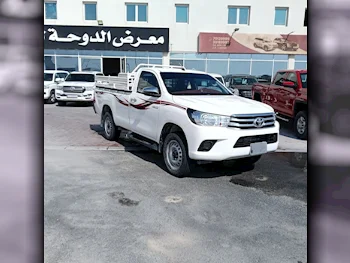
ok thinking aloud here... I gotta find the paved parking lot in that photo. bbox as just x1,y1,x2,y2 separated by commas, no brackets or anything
44,103,307,263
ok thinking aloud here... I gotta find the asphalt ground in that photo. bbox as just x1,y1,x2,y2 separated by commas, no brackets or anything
44,102,307,263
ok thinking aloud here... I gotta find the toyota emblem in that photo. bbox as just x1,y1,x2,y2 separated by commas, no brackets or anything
70,87,75,91
253,117,264,128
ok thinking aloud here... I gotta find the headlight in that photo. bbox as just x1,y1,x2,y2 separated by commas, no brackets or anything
187,109,230,127
56,86,63,90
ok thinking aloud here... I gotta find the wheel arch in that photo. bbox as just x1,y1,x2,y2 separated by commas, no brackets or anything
294,101,307,117
158,123,188,153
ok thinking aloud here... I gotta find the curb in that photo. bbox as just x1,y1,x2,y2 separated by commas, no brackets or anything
45,145,307,153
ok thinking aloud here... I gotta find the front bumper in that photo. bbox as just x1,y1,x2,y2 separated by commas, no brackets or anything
55,90,94,102
186,121,280,161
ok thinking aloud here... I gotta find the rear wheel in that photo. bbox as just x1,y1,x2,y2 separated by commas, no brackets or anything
163,133,193,177
253,43,258,48
102,111,120,141
294,111,307,140
57,101,66,106
263,45,269,51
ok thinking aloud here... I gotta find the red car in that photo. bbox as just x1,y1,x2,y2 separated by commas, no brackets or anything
252,70,307,139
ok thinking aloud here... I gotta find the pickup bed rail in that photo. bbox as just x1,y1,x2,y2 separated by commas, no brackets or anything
96,64,187,91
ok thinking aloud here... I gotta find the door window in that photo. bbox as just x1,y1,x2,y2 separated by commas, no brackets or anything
286,72,297,86
57,73,68,79
274,71,288,86
137,71,160,94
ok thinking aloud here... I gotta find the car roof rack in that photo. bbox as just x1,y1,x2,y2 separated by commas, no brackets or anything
131,64,186,73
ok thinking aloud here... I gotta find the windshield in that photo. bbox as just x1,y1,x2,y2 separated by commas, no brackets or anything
160,73,231,95
232,77,258,85
44,73,53,81
65,74,95,82
215,76,224,84
300,73,307,89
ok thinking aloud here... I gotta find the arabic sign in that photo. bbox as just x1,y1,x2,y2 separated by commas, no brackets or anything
44,25,169,52
198,32,307,54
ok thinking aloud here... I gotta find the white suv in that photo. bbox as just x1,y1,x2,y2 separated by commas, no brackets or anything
44,70,69,103
55,71,104,106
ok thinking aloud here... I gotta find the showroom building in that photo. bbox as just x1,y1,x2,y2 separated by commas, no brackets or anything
44,0,307,77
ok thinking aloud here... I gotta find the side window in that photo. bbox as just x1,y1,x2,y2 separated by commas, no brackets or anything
57,73,68,79
274,72,287,86
137,71,160,94
286,73,297,86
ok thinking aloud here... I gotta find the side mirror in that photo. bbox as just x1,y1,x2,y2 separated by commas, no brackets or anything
55,78,63,83
282,81,296,88
143,86,160,96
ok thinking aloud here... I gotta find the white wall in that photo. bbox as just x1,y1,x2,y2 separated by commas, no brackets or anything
45,0,307,53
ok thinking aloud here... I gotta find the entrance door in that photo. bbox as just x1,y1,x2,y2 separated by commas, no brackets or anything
102,57,121,76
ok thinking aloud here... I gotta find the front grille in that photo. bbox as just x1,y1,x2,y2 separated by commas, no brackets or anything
229,113,275,129
63,86,85,93
234,133,278,148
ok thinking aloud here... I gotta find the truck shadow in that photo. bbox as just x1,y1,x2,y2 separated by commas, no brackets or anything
128,150,256,179
90,124,307,179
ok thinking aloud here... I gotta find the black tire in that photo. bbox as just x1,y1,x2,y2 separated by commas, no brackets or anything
57,101,66,106
253,43,258,48
254,93,261,101
163,133,193,177
263,45,269,51
47,90,56,104
102,111,120,141
294,111,307,140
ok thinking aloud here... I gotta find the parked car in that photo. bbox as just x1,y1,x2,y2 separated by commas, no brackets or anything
253,38,278,51
210,73,225,85
257,74,272,83
252,70,307,139
55,71,104,106
273,37,299,51
224,74,259,99
94,64,280,177
44,70,69,104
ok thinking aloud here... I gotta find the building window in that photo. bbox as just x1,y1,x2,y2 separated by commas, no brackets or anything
84,2,97,21
304,8,307,27
274,7,288,26
228,7,250,25
176,4,189,23
126,4,148,22
45,2,57,20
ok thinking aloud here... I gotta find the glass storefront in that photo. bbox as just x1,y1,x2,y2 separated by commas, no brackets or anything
44,49,307,76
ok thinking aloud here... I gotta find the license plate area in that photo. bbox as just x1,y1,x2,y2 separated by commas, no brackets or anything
250,142,267,156
68,95,78,98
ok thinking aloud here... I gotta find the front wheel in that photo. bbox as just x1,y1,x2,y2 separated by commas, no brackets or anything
102,111,120,141
47,90,56,104
163,133,193,177
294,111,307,140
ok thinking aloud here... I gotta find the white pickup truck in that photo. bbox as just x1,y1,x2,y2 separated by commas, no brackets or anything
94,64,279,177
